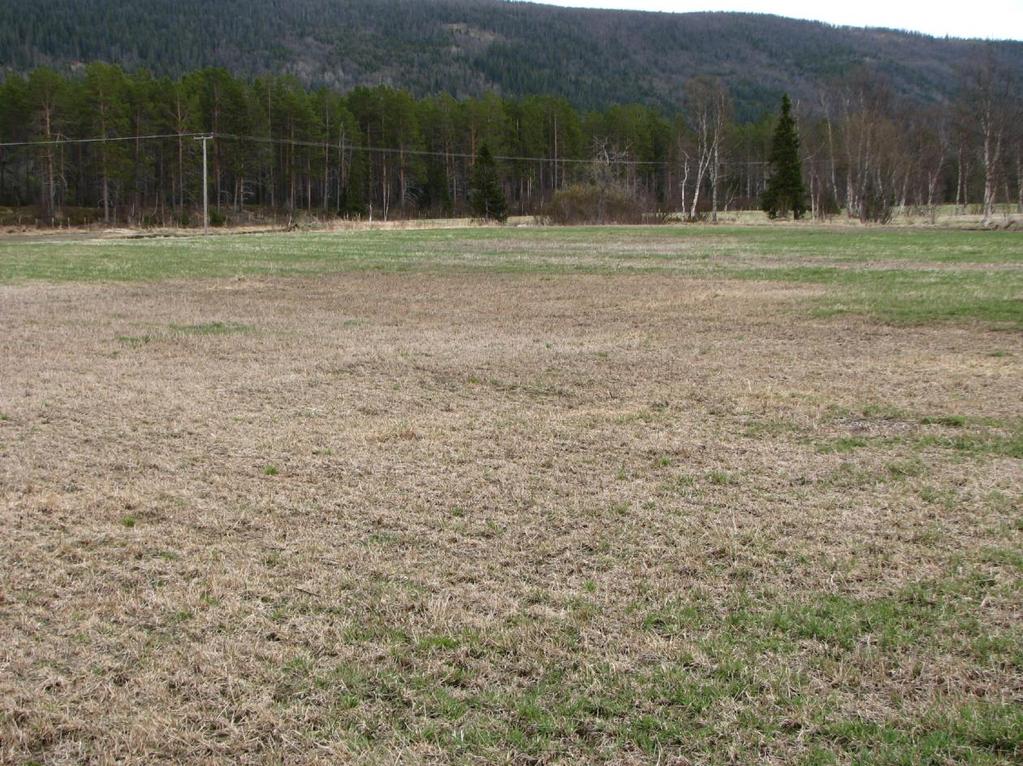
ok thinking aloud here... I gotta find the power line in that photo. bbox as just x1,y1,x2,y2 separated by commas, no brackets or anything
214,132,669,167
0,132,208,148
217,133,790,168
0,130,791,169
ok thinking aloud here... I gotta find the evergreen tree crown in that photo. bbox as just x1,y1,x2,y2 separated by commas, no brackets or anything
762,93,806,220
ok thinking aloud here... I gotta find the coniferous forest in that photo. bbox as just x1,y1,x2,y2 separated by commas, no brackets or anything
6,1,1023,115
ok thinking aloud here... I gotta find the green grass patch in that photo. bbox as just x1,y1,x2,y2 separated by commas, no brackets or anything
885,458,927,479
917,423,1023,459
920,414,968,428
3,226,1022,328
276,572,1019,762
706,469,736,486
169,321,252,335
817,436,871,453
816,703,1023,764
116,334,153,348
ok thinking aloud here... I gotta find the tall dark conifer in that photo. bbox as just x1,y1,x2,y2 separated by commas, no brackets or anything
762,94,805,219
469,143,508,222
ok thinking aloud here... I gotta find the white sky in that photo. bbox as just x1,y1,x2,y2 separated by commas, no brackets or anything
521,1,1023,41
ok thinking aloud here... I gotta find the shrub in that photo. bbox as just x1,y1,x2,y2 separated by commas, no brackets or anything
539,184,653,225
208,208,228,227
859,180,894,224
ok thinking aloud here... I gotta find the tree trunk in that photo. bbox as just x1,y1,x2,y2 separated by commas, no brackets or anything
43,107,56,224
710,139,719,223
1017,147,1022,213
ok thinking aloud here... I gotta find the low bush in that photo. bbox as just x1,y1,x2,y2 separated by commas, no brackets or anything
538,184,658,225
208,208,228,227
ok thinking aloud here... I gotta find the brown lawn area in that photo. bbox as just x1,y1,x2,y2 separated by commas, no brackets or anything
1,240,1021,763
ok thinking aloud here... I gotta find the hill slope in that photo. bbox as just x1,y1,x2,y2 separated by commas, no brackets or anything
1,0,1021,116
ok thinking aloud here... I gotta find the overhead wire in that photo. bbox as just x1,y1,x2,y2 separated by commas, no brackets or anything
0,131,787,168
0,132,209,148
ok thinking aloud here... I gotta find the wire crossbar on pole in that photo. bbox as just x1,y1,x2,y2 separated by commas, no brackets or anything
0,132,208,148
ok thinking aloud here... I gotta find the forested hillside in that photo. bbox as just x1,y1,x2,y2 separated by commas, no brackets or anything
2,0,1022,117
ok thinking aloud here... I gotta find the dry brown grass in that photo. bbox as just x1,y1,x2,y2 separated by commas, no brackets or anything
1,270,1020,764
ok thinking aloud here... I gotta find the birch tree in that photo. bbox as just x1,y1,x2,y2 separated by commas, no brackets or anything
963,58,1014,225
684,76,729,222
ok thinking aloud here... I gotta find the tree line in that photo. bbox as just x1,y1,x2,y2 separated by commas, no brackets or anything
0,62,1020,226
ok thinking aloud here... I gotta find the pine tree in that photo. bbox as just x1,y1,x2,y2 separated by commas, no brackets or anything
469,143,508,223
762,94,806,219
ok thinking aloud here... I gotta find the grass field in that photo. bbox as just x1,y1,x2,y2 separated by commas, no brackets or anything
1,225,1021,764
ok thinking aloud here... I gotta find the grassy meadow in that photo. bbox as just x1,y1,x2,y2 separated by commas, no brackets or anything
2,226,1022,328
0,224,1021,764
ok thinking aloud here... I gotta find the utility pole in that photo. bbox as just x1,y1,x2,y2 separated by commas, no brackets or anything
194,134,212,234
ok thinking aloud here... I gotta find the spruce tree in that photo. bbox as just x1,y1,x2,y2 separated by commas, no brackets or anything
762,94,806,219
469,143,508,223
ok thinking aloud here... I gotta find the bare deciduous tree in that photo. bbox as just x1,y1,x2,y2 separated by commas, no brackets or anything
684,77,730,222
962,57,1016,224
837,71,906,223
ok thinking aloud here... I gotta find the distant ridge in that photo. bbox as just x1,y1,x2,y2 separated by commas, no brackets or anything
1,0,1021,117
